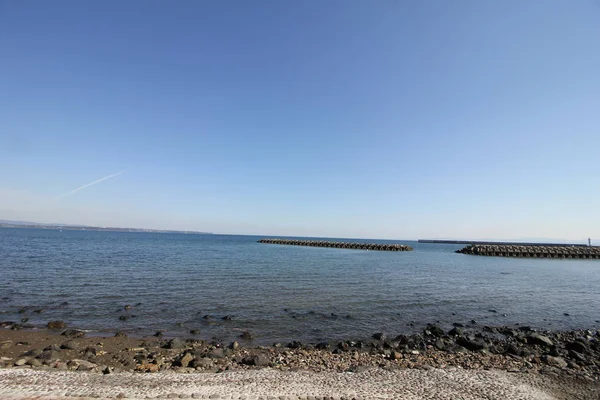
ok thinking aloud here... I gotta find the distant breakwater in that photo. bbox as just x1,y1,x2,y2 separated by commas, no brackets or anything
420,239,589,247
258,239,413,252
456,244,600,259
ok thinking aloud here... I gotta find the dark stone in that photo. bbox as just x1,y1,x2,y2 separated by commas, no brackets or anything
33,309,44,314
456,337,488,351
37,350,59,361
114,332,127,338
20,318,29,323
435,339,445,350
47,320,66,329
202,315,212,320
452,323,465,328
287,341,303,349
190,330,201,335
488,309,497,313
337,342,349,351
566,340,589,354
23,349,43,357
527,333,553,347
154,331,163,337
424,324,444,337
118,316,129,321
563,313,570,316
470,320,477,324
124,305,132,310
518,326,533,332
372,332,386,341
448,327,463,336
61,329,86,338
18,308,27,314
221,315,233,321
568,350,587,363
0,321,16,328
315,342,330,350
241,354,269,366
240,331,253,340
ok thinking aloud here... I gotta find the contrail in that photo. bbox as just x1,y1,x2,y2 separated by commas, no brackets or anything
57,171,125,199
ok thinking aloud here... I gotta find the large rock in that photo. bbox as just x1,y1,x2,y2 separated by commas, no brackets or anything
456,337,488,351
424,324,444,337
566,340,589,354
192,357,213,369
241,354,269,366
37,350,60,361
526,333,553,347
61,341,79,350
208,348,224,358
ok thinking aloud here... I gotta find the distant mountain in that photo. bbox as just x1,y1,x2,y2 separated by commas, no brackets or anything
0,219,212,234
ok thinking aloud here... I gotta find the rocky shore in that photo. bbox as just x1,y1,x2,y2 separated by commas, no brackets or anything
1,322,598,383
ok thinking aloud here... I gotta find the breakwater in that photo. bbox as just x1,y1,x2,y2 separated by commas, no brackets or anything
419,239,589,247
258,238,413,252
456,244,600,259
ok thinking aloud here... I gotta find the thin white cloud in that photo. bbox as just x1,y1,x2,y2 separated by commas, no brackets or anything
57,171,125,200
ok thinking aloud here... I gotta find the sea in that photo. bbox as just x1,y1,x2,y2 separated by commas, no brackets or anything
1,228,599,345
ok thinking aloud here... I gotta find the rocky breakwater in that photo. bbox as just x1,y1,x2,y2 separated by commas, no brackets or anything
258,238,413,252
456,244,600,259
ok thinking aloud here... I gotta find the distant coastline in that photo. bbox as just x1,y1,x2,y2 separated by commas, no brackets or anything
0,221,212,235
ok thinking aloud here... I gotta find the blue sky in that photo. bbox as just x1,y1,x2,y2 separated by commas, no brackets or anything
1,0,599,240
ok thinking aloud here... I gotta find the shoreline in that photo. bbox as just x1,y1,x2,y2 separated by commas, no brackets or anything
1,323,598,379
2,324,599,399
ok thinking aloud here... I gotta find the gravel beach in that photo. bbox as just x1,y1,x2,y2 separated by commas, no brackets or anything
1,325,599,399
0,367,598,400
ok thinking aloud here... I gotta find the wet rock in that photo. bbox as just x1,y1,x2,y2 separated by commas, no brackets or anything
527,333,553,347
18,308,27,314
240,331,253,340
241,354,269,366
154,331,164,337
315,342,330,350
47,320,66,329
166,338,186,349
221,315,233,321
20,318,29,323
0,321,15,328
448,327,463,336
118,316,129,321
33,309,44,314
124,305,132,310
543,355,568,369
488,309,497,313
190,329,201,335
287,341,303,349
435,339,445,350
61,329,86,338
424,324,444,337
372,332,386,341
114,332,128,338
44,344,61,352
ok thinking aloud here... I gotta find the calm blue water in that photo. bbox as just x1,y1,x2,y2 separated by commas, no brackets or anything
1,228,599,344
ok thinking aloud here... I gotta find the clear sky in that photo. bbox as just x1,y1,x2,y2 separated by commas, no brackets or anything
1,1,599,241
